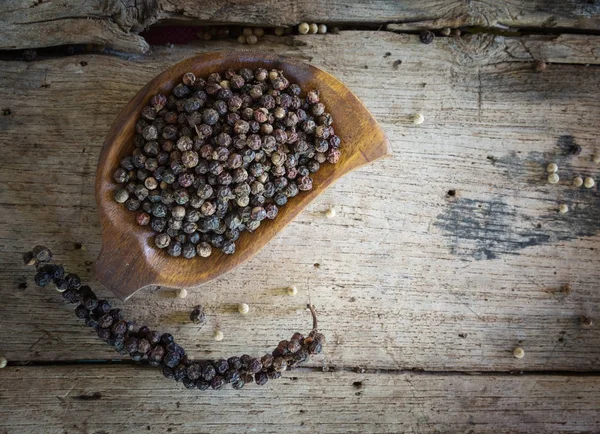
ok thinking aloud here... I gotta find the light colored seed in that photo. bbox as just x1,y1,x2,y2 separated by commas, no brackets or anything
298,23,310,34
253,27,264,37
318,24,327,34
269,70,279,80
243,27,253,36
593,154,600,164
584,177,595,188
55,285,67,293
238,303,250,314
219,80,230,89
559,204,569,214
411,113,425,125
513,347,525,359
237,35,246,44
176,288,188,299
214,330,224,341
547,173,559,184
573,176,583,187
546,163,558,173
287,285,298,296
440,27,452,36
325,207,336,219
274,27,285,36
246,35,258,45
308,23,318,34
534,60,547,72
0,357,7,369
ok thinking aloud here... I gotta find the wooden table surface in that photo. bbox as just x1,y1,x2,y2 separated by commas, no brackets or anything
1,2,600,433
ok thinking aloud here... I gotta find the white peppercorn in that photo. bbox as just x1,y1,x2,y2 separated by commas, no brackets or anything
584,177,595,188
547,173,560,184
154,233,171,249
308,23,318,34
411,113,425,125
298,23,309,34
114,188,129,203
197,242,212,257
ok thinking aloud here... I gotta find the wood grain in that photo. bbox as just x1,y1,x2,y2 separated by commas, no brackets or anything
1,33,600,373
1,365,599,433
96,51,390,300
1,0,600,53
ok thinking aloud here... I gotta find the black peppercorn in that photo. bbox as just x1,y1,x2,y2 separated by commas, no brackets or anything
114,69,341,259
210,375,226,390
189,305,205,325
255,372,268,386
419,30,435,44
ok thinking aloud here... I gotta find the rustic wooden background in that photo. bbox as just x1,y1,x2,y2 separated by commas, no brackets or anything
1,1,600,433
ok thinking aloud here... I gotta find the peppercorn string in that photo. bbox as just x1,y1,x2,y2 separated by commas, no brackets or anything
24,245,325,390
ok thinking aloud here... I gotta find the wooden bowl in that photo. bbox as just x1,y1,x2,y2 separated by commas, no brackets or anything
95,51,391,300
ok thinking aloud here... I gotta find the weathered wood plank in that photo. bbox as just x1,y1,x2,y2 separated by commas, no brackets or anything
1,33,600,372
1,1,600,53
388,1,600,32
1,365,599,433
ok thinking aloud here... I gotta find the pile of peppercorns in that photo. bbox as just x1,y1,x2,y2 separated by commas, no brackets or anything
113,68,341,258
26,246,325,390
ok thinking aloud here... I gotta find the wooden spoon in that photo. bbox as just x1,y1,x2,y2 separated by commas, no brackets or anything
95,51,391,300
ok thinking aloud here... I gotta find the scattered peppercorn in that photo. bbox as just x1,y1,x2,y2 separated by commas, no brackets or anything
411,113,425,125
325,207,336,219
584,177,595,188
573,176,584,187
419,30,435,44
287,285,298,296
176,288,188,299
25,247,324,390
190,305,206,325
513,347,525,359
214,329,224,341
238,303,250,314
559,204,569,214
547,173,560,184
580,315,593,328
534,60,547,72
112,68,341,259
0,356,7,369
295,23,310,35
546,163,558,173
